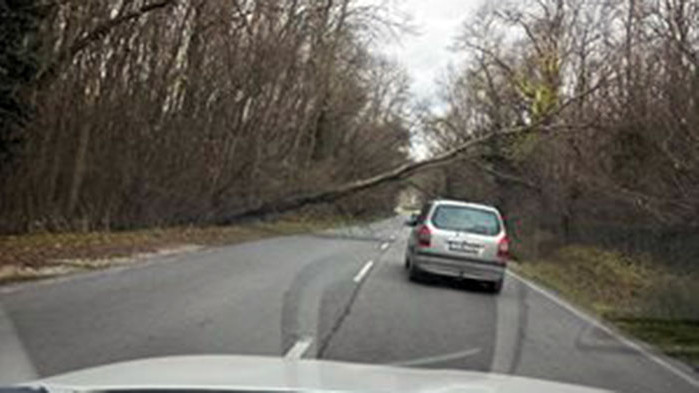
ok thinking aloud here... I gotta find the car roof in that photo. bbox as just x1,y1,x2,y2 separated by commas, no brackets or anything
429,199,501,214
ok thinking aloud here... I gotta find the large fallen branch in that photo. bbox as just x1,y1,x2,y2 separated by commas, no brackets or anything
217,84,602,224
217,124,553,224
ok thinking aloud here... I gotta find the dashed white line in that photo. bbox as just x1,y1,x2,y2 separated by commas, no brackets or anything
380,242,390,251
285,336,313,360
353,261,375,283
509,271,699,389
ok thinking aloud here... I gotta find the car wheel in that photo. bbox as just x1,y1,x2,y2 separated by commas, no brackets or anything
408,261,423,282
488,278,504,294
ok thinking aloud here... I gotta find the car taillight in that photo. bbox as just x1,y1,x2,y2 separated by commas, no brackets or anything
417,225,431,247
497,236,510,260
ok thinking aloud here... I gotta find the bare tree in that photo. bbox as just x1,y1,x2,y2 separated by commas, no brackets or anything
424,0,699,261
0,0,412,233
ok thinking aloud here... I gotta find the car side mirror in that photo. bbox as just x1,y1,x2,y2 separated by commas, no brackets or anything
405,214,418,227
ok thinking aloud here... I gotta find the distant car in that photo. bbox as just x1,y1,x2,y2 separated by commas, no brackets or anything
404,199,509,293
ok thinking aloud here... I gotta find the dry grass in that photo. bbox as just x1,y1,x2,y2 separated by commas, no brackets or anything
516,245,699,365
0,215,346,285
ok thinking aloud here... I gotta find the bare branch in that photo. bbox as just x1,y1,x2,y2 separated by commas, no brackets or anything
217,82,603,224
35,0,177,86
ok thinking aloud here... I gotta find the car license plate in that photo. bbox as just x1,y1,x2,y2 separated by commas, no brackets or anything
448,241,481,254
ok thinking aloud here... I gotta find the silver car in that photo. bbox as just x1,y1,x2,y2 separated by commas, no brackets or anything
404,199,509,293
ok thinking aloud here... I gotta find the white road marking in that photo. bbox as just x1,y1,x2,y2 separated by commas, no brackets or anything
0,305,37,383
353,261,375,283
509,271,699,388
285,337,313,360
389,235,396,241
380,242,390,251
390,348,482,367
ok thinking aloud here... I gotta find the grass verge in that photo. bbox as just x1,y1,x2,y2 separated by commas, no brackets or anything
515,245,699,367
0,214,355,286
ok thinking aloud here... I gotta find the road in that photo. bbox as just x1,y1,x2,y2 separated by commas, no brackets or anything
1,217,697,392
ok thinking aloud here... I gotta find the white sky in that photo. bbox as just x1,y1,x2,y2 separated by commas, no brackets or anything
381,0,485,105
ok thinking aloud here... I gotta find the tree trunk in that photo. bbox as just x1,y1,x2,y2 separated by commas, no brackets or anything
67,123,91,218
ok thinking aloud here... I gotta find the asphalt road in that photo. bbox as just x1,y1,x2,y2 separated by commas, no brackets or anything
1,217,697,392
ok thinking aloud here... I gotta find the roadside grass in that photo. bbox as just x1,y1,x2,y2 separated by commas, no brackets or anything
0,214,354,285
515,246,699,366
612,317,699,364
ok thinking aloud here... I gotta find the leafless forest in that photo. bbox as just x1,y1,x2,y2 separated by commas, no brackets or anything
2,0,698,271
417,0,699,267
1,0,411,233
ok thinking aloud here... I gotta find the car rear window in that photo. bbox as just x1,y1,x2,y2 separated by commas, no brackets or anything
430,205,501,236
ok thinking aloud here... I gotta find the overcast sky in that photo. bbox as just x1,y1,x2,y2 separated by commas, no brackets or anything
380,0,484,104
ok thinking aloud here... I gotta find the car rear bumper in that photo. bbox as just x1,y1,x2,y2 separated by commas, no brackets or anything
412,250,505,282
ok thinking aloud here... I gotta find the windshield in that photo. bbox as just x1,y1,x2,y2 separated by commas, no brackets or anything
0,1,697,393
431,206,501,236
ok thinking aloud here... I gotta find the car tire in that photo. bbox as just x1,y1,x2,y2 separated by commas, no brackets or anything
408,260,423,282
488,278,504,294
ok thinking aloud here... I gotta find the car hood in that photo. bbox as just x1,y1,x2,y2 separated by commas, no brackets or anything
26,355,610,393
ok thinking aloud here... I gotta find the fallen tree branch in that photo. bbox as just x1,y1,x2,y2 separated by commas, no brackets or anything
217,79,606,224
217,124,554,224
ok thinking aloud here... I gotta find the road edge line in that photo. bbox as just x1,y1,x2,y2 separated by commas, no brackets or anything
509,271,699,388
